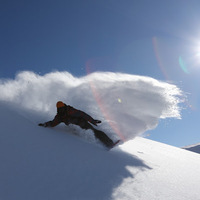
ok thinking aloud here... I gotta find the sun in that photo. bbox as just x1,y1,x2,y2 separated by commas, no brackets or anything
194,45,200,58
192,43,200,68
179,40,200,74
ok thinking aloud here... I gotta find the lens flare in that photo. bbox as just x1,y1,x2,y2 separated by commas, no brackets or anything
86,62,126,141
152,37,170,80
179,56,190,74
118,98,122,103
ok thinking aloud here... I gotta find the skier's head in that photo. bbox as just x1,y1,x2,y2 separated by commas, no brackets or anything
56,101,65,108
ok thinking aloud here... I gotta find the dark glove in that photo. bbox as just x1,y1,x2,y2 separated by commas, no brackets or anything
92,120,102,126
38,123,47,127
94,120,101,124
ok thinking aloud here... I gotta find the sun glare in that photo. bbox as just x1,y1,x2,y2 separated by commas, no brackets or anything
178,40,200,74
194,44,200,58
191,44,200,69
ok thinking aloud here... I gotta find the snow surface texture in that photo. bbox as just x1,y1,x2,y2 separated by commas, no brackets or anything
0,102,200,200
0,71,183,141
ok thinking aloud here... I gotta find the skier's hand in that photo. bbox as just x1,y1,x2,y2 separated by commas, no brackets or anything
38,123,47,127
94,120,101,124
92,120,101,126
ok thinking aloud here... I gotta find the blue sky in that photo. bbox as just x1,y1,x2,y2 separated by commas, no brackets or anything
1,0,200,147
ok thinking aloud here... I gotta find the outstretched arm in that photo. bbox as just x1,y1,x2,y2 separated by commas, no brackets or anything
38,114,61,127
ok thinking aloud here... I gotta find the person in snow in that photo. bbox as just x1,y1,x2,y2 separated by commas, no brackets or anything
39,101,116,148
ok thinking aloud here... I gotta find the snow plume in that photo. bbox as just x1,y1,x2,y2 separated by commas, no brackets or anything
0,71,183,141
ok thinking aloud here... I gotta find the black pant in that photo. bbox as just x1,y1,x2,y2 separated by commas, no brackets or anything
93,128,114,148
69,118,114,147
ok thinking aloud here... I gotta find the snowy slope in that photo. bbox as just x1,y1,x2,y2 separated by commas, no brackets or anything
1,103,200,200
119,138,200,200
183,143,200,154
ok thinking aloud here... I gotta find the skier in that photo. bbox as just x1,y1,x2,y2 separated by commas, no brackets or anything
38,101,116,149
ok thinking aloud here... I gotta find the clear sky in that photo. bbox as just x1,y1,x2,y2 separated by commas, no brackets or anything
1,0,200,147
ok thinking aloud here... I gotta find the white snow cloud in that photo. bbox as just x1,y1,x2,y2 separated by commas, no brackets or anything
0,71,183,141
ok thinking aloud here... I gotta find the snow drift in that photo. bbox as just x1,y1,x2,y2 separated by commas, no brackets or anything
0,71,182,141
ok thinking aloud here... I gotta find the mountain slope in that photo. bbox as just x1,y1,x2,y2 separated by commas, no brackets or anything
183,143,200,154
118,138,200,200
1,104,200,200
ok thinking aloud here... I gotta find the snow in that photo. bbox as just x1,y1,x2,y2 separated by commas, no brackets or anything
0,71,183,141
118,138,200,200
0,103,200,200
1,71,199,200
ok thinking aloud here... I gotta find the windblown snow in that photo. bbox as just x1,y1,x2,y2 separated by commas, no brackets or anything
1,71,199,200
0,71,183,141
